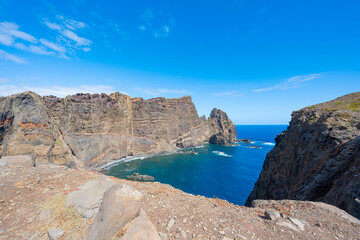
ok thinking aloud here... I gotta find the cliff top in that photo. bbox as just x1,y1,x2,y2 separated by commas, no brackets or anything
0,91,192,102
1,160,359,239
303,92,360,112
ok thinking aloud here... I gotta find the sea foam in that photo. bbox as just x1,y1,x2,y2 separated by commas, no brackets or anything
212,151,232,157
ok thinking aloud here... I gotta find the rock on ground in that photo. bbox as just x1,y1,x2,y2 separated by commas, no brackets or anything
120,211,161,240
85,184,143,240
47,228,64,240
66,175,116,218
0,155,33,167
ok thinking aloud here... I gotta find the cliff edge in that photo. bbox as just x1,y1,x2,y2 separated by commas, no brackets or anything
1,160,359,239
0,92,236,168
246,92,360,219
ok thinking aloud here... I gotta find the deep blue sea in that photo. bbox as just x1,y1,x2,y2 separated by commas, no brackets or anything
106,125,288,205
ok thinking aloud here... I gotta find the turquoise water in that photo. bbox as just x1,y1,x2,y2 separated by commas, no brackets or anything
106,125,288,205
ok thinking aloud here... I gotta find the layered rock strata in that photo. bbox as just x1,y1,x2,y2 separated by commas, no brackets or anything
246,92,360,219
0,92,236,168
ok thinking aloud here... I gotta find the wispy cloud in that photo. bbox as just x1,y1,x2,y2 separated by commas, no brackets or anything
0,49,28,64
0,18,92,62
253,73,322,93
56,15,87,30
44,18,92,47
253,84,282,93
214,90,243,97
39,38,66,53
0,22,37,45
139,9,176,38
133,87,189,96
14,42,54,56
282,73,322,89
140,9,155,26
0,84,120,97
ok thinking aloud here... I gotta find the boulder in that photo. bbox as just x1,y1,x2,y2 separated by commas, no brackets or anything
0,155,33,167
264,210,280,220
120,210,161,240
126,173,155,182
66,176,116,218
47,228,64,240
85,184,143,240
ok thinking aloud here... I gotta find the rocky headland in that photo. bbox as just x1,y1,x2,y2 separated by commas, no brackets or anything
246,92,360,219
0,92,236,168
1,91,360,239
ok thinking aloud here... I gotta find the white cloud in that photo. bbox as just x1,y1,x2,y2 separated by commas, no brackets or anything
61,29,91,46
0,84,120,97
59,16,87,30
214,90,243,97
14,42,54,56
282,73,322,89
0,32,13,46
0,49,28,64
253,84,282,93
44,21,62,31
0,22,37,44
138,25,146,31
140,9,155,26
139,9,176,38
134,87,189,96
39,38,66,52
43,19,92,49
0,20,87,61
0,78,8,83
253,73,322,93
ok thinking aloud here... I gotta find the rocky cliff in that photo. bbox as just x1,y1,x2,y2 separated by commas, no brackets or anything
246,92,360,219
0,92,236,168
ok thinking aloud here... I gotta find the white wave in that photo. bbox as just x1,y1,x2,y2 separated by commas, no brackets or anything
100,156,146,169
262,142,275,146
193,145,204,149
212,151,232,157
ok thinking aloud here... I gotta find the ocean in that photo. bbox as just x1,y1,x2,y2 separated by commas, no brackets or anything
105,125,288,205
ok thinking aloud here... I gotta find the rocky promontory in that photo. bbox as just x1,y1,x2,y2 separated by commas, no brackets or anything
246,92,360,219
0,92,236,168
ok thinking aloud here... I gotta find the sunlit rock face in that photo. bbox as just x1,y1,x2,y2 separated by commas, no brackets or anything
0,91,236,168
246,92,360,219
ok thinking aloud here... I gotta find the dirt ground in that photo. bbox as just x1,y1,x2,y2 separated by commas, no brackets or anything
0,164,359,240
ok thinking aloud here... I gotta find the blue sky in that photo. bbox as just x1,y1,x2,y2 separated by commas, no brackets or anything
0,0,359,124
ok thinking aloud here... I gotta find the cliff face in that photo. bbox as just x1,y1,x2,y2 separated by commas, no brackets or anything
0,92,236,168
246,92,360,218
208,108,237,145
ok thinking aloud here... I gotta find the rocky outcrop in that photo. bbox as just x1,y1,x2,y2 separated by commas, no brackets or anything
208,108,237,145
66,176,117,218
126,173,155,182
0,92,236,168
85,184,145,240
246,92,360,219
